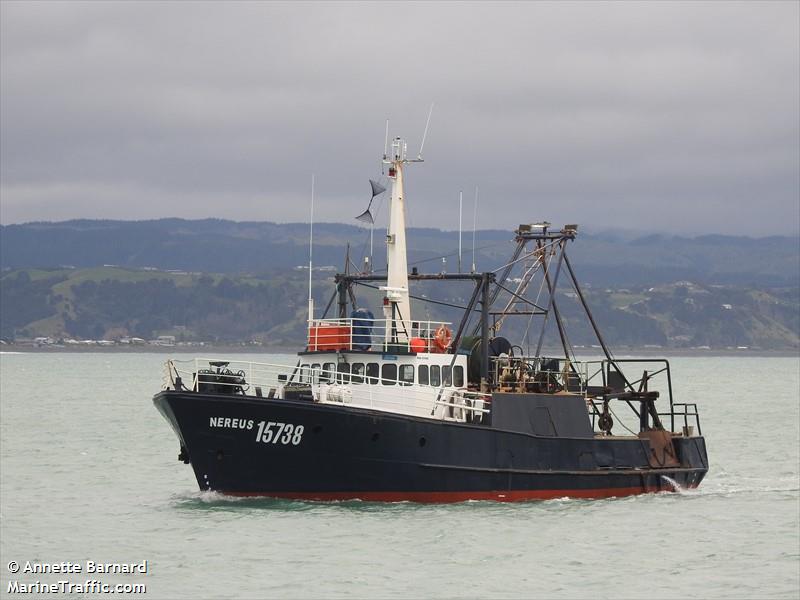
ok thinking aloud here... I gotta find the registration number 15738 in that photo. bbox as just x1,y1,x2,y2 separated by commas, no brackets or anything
254,421,304,446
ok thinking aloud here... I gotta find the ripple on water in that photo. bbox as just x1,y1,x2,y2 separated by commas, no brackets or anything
1,354,798,599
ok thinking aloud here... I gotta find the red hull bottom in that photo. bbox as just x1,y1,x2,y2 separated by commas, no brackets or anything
225,485,698,503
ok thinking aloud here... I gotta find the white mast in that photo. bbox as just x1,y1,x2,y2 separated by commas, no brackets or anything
472,186,478,273
307,174,315,322
369,226,374,273
458,190,463,273
381,137,418,346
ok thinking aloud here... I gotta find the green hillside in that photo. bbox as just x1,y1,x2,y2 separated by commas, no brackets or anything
2,219,798,287
1,267,797,351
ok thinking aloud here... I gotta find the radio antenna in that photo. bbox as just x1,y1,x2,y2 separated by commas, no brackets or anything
471,186,478,273
307,174,315,322
417,103,434,160
458,190,463,273
381,119,390,175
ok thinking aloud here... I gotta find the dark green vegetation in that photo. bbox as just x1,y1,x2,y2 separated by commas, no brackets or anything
2,267,797,350
2,218,798,286
0,267,309,345
1,219,798,349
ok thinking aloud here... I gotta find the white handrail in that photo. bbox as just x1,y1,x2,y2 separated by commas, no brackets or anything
163,357,491,423
307,317,453,353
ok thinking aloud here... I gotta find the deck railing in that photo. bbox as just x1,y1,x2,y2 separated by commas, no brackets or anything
162,358,491,423
659,403,702,436
307,317,453,354
489,355,700,435
162,356,699,434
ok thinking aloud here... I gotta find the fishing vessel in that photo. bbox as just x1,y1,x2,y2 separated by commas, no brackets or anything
153,136,708,501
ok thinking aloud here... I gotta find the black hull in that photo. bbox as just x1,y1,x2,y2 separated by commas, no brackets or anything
154,391,709,502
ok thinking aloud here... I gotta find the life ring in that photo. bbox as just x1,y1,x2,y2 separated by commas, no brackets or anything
433,325,452,352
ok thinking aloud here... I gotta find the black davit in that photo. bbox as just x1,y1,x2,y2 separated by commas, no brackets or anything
153,136,709,502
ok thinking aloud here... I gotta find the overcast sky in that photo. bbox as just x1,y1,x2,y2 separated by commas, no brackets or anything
1,1,798,236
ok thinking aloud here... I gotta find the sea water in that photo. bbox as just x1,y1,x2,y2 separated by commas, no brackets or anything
1,353,798,599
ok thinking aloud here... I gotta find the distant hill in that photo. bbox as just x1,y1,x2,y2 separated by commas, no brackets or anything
2,219,797,349
1,266,797,350
2,218,798,286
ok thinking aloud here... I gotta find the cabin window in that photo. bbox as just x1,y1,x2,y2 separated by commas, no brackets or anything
351,363,364,384
322,362,336,383
381,363,397,385
418,365,429,385
337,362,350,384
366,362,379,385
310,363,321,384
454,365,464,387
299,364,310,384
430,365,441,387
443,366,452,387
399,365,414,386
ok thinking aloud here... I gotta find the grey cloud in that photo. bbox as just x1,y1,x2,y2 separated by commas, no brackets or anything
1,1,798,235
